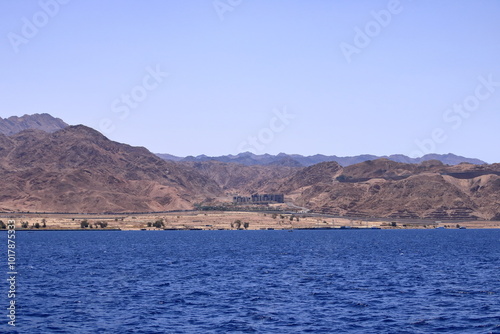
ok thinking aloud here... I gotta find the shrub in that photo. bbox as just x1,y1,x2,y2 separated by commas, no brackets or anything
232,220,242,229
153,219,165,228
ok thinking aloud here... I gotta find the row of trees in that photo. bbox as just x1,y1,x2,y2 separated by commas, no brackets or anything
0,219,47,229
80,220,108,228
231,220,250,229
270,214,299,222
147,219,165,228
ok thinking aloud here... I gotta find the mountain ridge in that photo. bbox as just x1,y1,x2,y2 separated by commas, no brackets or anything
0,113,68,135
157,152,487,167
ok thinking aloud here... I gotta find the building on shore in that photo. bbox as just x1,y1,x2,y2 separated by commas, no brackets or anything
233,193,284,204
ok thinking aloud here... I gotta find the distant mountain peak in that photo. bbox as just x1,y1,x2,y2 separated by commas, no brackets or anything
0,113,68,135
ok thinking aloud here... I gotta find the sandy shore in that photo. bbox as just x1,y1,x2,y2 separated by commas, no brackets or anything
1,211,499,230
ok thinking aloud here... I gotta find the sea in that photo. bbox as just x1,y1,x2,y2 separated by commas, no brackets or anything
3,229,499,333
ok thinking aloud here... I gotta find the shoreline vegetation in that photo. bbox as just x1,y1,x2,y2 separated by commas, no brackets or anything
1,211,499,231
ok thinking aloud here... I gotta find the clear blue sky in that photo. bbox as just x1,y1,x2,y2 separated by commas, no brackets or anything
1,0,499,162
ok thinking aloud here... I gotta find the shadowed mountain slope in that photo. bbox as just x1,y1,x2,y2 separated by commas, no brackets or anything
0,126,221,213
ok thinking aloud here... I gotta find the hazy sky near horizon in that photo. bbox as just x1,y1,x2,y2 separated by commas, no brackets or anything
1,0,499,162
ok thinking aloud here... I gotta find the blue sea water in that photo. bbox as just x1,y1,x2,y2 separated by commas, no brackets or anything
2,229,500,333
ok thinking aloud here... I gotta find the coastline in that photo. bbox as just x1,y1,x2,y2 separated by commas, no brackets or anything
1,211,499,231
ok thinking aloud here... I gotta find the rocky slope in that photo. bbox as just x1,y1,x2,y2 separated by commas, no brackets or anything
181,161,298,194
0,126,221,213
0,113,68,135
273,159,500,220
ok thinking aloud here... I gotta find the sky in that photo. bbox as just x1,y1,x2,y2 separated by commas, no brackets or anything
1,0,499,162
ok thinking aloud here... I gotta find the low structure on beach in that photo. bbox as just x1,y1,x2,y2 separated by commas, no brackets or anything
233,193,284,204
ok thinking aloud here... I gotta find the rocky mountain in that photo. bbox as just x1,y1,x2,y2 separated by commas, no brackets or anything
177,158,500,220
0,114,497,219
0,126,221,213
272,159,500,220
181,161,298,194
159,152,486,167
0,113,68,135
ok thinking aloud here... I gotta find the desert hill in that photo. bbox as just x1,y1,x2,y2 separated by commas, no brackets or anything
272,159,500,220
0,113,68,135
178,158,500,220
181,161,298,194
0,126,221,213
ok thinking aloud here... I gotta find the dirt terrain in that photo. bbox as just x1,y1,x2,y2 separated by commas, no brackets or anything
3,211,498,231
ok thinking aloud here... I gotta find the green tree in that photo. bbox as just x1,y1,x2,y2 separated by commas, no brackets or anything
153,219,165,228
243,222,249,229
96,221,108,228
0,221,6,229
34,223,40,229
232,220,242,229
80,220,89,228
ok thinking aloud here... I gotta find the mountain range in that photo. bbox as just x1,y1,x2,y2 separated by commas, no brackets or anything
157,152,486,167
1,113,498,220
